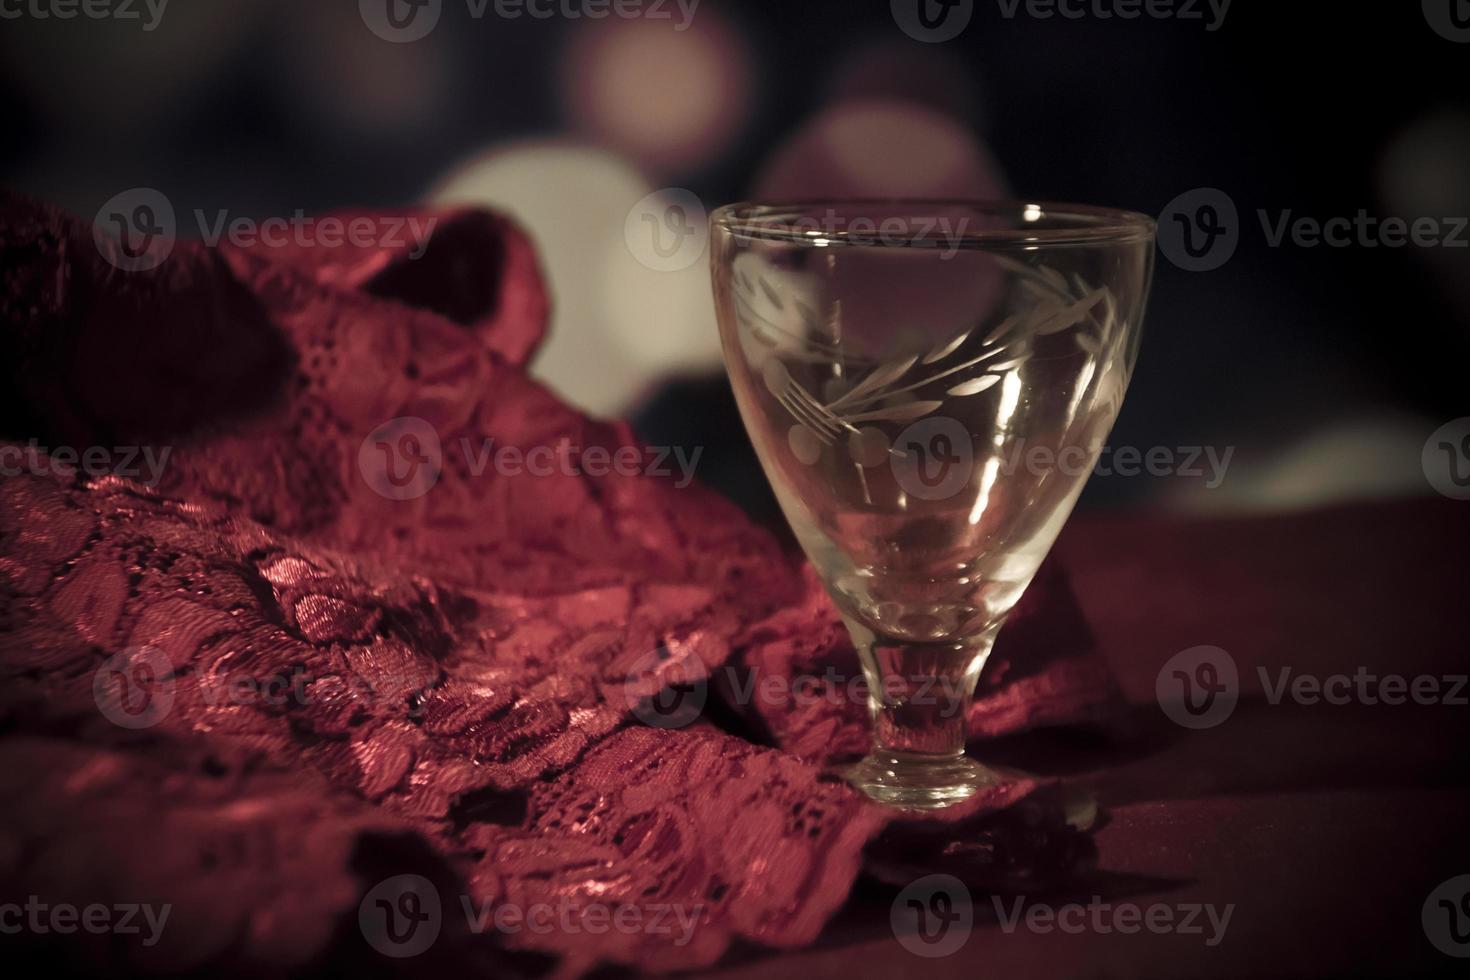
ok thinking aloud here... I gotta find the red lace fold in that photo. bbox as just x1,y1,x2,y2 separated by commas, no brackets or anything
0,192,1117,975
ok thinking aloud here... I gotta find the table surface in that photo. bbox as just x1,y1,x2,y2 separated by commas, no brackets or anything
710,497,1470,979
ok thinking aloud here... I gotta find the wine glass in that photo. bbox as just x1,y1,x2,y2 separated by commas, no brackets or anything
710,200,1155,808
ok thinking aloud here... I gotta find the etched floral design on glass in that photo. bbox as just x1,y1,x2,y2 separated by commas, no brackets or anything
711,201,1156,807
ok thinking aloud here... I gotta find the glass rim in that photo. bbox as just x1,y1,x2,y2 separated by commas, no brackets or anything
711,198,1157,249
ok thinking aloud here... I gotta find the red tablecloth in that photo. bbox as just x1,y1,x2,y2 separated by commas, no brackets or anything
6,191,1465,977
709,498,1470,979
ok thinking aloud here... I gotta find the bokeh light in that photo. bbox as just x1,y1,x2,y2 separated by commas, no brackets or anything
755,99,1007,200
824,40,985,129
560,14,752,177
432,142,719,416
276,3,456,137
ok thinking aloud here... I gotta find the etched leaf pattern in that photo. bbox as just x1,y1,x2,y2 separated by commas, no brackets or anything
921,329,970,365
946,376,1000,397
735,261,1115,467
844,400,944,424
829,354,918,409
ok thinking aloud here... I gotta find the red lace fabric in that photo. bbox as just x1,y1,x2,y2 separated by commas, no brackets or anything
0,192,1118,976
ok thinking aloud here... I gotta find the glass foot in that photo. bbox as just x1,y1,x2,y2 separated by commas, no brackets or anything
844,751,1003,810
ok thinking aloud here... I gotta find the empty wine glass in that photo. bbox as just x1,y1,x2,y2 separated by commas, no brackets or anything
710,200,1155,808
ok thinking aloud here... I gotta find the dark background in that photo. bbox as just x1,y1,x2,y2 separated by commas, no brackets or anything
3,0,1466,514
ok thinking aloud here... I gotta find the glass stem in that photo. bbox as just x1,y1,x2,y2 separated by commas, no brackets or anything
851,622,1000,758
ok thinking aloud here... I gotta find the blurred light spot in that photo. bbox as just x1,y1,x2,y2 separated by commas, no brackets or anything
1379,111,1470,218
825,41,983,129
1378,111,1470,322
278,4,454,136
598,223,722,380
432,143,719,416
0,0,260,138
561,15,752,177
1170,415,1434,515
756,100,1006,200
